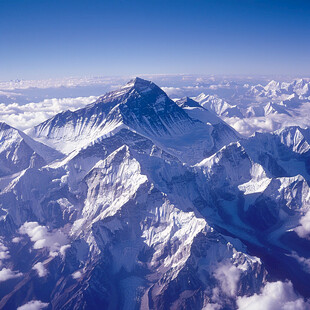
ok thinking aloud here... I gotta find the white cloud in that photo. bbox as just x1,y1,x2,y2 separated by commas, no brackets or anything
0,268,22,282
0,96,98,131
213,262,241,297
19,222,68,256
289,252,310,273
223,100,310,137
0,242,10,260
161,86,182,96
0,76,130,91
59,244,71,257
72,271,82,279
17,300,49,310
295,212,310,239
237,281,309,310
12,237,22,243
0,241,10,267
223,117,281,137
32,262,48,277
202,303,222,310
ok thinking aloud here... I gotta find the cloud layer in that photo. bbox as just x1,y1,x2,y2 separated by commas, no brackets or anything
17,300,49,310
295,211,310,239
19,222,69,256
0,75,309,138
237,281,309,310
223,109,310,137
0,96,98,131
0,267,22,282
32,262,48,278
0,241,10,262
214,262,241,297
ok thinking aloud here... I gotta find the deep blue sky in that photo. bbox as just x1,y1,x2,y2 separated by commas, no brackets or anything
1,0,310,80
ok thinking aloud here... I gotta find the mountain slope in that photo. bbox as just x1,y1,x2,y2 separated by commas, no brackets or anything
0,140,268,310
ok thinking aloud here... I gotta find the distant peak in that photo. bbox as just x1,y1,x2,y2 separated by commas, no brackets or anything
176,97,201,108
0,122,14,131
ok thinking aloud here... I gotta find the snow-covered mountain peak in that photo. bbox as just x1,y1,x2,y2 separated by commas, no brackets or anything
197,141,247,168
28,78,197,153
294,78,307,87
275,126,310,154
264,80,280,91
121,76,154,91
27,79,240,163
0,121,13,132
194,93,243,118
0,121,21,143
264,102,291,116
0,122,62,177
194,92,209,102
176,97,201,108
97,77,161,104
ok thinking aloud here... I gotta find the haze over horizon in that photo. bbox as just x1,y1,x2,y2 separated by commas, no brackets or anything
1,0,310,80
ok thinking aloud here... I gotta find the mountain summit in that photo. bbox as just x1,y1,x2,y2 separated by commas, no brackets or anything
28,78,238,164
121,76,155,91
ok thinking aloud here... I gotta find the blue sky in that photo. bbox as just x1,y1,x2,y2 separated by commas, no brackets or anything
0,0,310,80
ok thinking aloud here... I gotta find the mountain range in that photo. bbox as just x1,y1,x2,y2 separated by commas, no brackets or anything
0,78,309,309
